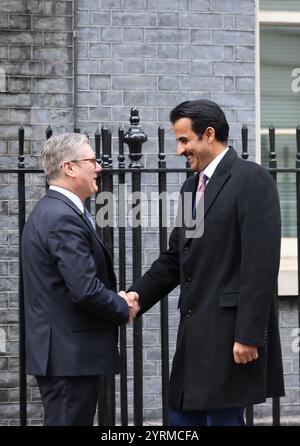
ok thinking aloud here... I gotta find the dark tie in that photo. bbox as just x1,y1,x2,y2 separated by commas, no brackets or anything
83,207,96,230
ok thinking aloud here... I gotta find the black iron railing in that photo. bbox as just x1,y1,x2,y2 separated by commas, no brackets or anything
0,110,299,426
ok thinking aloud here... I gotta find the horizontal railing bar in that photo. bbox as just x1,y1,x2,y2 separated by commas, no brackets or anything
278,295,298,300
0,169,45,173
0,168,190,174
1,168,300,174
268,168,300,173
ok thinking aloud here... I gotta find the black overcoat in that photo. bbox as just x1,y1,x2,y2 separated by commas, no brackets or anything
132,147,285,410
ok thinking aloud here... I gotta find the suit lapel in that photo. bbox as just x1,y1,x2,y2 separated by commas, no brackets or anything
46,189,107,252
185,172,199,208
178,174,198,243
183,147,237,245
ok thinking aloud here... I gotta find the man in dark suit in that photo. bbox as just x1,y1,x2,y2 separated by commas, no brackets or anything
22,133,139,426
128,100,284,426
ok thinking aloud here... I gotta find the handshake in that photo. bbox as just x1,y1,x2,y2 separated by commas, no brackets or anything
118,291,140,323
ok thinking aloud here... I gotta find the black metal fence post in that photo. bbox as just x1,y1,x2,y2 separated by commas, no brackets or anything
269,126,276,181
18,125,27,426
268,126,281,426
97,126,115,426
95,127,101,233
46,125,52,140
241,125,248,160
124,108,147,426
101,126,114,257
158,126,170,426
118,126,129,426
242,124,253,427
45,126,52,191
94,127,101,241
95,128,101,163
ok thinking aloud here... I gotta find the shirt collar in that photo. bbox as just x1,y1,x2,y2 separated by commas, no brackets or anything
203,146,230,181
49,186,84,213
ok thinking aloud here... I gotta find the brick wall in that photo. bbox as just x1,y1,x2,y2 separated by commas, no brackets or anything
75,0,256,167
0,0,74,166
0,0,74,425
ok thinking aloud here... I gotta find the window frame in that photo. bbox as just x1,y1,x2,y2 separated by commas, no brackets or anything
257,1,299,282
256,1,300,162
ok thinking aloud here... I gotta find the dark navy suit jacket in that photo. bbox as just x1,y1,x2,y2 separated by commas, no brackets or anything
22,189,129,376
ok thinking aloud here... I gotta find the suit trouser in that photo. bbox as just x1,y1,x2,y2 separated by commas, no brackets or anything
36,375,99,426
169,407,245,426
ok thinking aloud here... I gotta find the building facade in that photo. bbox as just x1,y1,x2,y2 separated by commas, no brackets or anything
0,0,298,425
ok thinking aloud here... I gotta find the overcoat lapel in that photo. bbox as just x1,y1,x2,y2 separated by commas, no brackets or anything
183,147,237,245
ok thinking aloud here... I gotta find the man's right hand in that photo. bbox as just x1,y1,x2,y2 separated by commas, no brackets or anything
118,291,140,323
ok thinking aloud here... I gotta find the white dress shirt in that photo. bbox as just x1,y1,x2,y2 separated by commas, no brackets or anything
49,185,84,213
202,146,230,183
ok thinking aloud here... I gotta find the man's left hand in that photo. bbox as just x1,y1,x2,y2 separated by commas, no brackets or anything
233,342,258,364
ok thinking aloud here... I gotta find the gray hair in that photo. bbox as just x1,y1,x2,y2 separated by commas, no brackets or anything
41,133,89,182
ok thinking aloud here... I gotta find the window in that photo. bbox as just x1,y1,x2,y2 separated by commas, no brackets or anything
260,0,300,12
259,1,300,237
